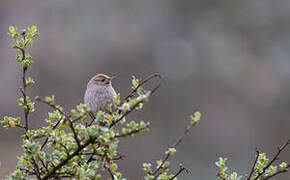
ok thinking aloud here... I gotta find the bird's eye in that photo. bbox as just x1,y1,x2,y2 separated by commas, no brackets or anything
101,79,105,82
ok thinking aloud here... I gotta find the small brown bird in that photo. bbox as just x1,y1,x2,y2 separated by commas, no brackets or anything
84,74,117,114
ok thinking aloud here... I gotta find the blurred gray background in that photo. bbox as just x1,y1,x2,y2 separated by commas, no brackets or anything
1,0,290,179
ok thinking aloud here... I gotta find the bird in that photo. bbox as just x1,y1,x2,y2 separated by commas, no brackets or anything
84,74,117,114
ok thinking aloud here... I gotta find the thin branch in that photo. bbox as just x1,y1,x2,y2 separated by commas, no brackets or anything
36,97,81,149
68,120,81,148
124,73,162,101
31,157,41,180
263,164,290,180
106,167,115,180
18,30,30,133
109,74,162,128
109,99,144,128
112,154,126,161
112,124,149,138
41,139,96,180
169,165,189,180
71,115,83,123
20,168,35,175
60,143,70,157
151,120,199,178
88,111,96,126
254,139,290,180
247,148,260,180
39,158,49,173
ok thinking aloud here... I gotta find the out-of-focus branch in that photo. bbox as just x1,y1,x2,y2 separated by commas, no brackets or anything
151,118,199,179
254,139,290,180
169,165,189,180
246,148,260,180
110,74,162,129
124,73,162,101
263,164,290,180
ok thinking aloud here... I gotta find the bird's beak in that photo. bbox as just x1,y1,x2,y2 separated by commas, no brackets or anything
105,76,116,84
109,75,117,81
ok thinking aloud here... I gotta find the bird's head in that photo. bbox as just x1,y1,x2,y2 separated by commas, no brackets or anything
87,73,116,88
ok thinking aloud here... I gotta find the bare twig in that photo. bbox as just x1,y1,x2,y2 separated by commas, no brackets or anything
124,73,162,101
88,111,96,126
247,148,260,180
254,139,290,180
151,119,199,179
169,165,189,180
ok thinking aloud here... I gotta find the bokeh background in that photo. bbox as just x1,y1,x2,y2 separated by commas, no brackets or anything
1,0,290,179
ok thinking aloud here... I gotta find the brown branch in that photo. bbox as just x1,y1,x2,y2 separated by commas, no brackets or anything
124,73,162,101
263,164,290,180
41,139,95,180
254,139,290,180
31,158,41,180
18,30,30,133
88,111,96,126
169,165,189,180
68,120,81,148
247,148,260,180
36,97,81,149
151,119,199,178
106,167,115,180
60,143,70,157
112,154,126,161
39,158,49,173
20,168,35,175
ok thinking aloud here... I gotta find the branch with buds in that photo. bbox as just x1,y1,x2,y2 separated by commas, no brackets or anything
3,26,199,180
2,25,289,180
216,139,290,180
